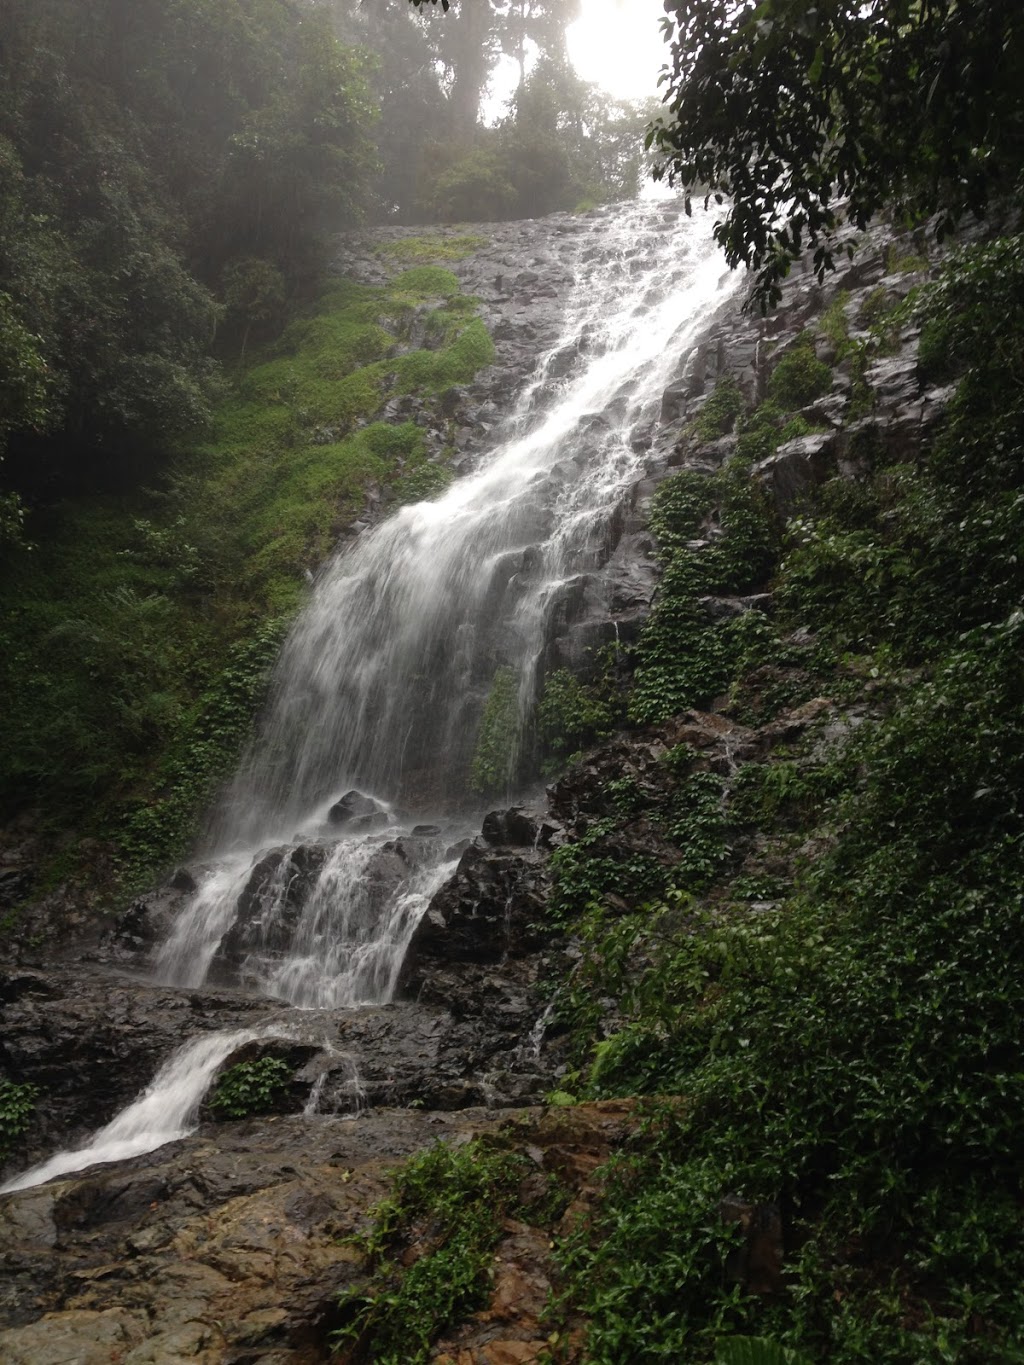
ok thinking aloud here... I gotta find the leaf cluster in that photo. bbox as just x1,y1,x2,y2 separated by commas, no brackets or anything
0,1078,38,1159
650,0,1024,307
208,1056,293,1120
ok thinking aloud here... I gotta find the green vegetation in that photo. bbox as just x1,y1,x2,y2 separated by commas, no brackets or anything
332,0,654,225
694,377,745,442
470,666,522,795
422,55,659,222
0,0,377,504
717,1342,812,1365
208,1056,292,1120
765,336,831,410
650,0,1024,305
0,267,493,898
375,235,489,266
629,467,781,724
0,1078,37,1158
334,1137,564,1364
537,665,619,768
536,235,1024,1360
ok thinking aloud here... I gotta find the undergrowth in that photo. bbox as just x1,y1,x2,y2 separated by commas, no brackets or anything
0,265,494,901
333,1137,566,1364
541,233,1024,1361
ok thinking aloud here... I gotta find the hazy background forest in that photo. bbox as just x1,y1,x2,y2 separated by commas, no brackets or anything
0,0,661,892
0,0,654,510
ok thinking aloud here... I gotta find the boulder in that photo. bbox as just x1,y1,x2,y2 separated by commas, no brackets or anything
327,790,383,828
401,844,550,975
753,431,838,513
481,808,560,849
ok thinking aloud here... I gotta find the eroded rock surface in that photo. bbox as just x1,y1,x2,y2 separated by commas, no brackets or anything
0,1102,639,1364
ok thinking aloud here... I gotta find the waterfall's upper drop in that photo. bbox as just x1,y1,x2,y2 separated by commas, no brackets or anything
219,202,735,846
154,201,739,1005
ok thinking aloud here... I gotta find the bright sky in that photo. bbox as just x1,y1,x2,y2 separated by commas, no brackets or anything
484,0,670,119
566,0,669,101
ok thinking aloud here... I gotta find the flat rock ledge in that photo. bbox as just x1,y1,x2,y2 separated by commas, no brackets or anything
0,1100,639,1365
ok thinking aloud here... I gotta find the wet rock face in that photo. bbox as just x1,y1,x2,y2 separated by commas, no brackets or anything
0,1101,639,1364
401,841,551,977
334,213,586,482
0,969,280,1184
480,807,561,849
208,844,330,980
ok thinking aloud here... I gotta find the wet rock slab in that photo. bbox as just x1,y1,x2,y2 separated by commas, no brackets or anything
0,1102,641,1364
0,967,281,1175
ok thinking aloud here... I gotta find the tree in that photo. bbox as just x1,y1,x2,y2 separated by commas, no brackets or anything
315,0,454,221
493,0,582,92
650,0,1024,307
0,0,378,497
406,0,583,126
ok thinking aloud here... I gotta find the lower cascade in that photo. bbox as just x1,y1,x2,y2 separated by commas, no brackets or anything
1,1030,270,1194
2,202,737,1193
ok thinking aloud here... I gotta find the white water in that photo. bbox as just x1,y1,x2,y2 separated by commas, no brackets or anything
0,1029,268,1193
214,204,732,848
253,842,460,1009
152,202,735,1006
2,205,737,1195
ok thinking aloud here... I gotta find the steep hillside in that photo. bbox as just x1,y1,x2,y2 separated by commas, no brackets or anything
2,211,1024,1364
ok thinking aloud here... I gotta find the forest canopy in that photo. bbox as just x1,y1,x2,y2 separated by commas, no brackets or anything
0,0,378,498
0,0,654,511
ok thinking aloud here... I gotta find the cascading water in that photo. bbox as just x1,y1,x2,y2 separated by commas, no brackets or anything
0,1029,270,1194
2,204,738,1195
154,201,735,1009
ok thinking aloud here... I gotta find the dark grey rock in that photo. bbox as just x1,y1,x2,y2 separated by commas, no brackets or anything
326,790,382,828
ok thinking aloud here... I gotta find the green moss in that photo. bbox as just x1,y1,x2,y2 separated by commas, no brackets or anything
392,460,454,505
392,265,461,299
375,234,488,266
395,318,496,393
886,245,930,274
470,666,521,794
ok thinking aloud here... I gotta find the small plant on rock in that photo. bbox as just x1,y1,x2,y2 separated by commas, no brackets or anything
208,1056,292,1119
0,1078,38,1158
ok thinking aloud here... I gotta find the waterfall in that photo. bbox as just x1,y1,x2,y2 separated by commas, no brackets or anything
1,204,737,1197
154,201,736,1006
0,1029,270,1194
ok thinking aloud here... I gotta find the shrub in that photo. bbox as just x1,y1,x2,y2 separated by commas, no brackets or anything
766,335,832,409
0,1078,38,1158
208,1056,292,1119
694,376,744,441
